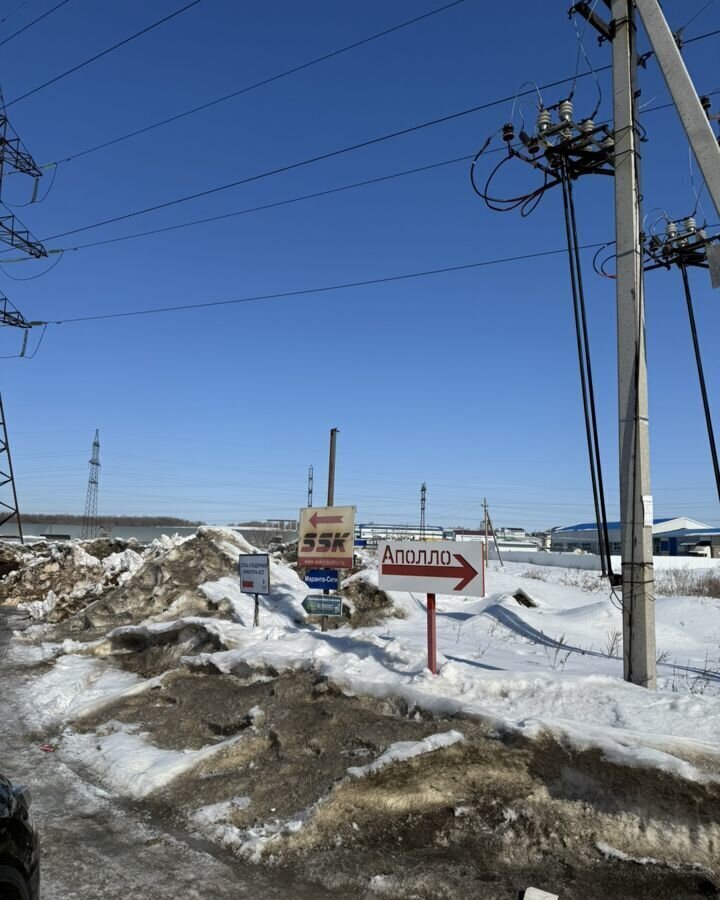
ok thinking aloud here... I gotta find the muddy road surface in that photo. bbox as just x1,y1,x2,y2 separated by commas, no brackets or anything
0,608,351,900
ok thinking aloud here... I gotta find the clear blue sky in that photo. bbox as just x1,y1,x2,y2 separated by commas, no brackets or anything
0,0,718,530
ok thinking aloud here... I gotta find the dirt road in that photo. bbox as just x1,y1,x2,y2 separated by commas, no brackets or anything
0,607,350,900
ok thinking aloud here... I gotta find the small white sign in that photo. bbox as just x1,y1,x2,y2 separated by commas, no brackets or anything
238,553,270,596
642,494,654,528
524,889,559,900
378,540,484,597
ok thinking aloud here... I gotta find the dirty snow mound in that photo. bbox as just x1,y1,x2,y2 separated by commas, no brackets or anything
1,543,105,617
57,528,279,634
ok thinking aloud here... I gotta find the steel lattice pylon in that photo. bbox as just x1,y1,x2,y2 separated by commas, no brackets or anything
81,429,100,540
0,393,23,544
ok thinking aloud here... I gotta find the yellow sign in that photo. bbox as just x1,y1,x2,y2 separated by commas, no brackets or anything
298,506,355,569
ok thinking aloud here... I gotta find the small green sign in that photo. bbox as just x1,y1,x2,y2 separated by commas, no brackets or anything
302,594,344,617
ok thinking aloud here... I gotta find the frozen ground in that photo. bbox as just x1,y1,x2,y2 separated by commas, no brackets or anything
0,607,353,900
4,531,720,898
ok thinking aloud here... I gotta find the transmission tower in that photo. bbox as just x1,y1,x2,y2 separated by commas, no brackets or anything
0,394,23,543
420,482,427,539
81,430,101,540
307,464,314,507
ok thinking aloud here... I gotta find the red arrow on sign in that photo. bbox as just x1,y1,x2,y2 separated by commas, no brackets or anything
381,554,479,592
309,512,344,528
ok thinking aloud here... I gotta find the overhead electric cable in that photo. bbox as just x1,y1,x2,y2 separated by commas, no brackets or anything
40,241,607,326
0,0,33,24
0,91,703,258
42,71,720,246
53,0,469,165
28,22,720,174
53,154,476,251
0,0,70,48
4,0,206,108
42,69,616,243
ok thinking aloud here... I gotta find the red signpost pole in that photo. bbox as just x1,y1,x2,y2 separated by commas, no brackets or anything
482,542,486,597
426,593,437,674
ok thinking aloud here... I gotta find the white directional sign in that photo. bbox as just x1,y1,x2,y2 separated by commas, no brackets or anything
238,553,270,596
378,540,484,597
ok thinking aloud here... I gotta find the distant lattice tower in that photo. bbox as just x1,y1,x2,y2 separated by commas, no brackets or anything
81,429,100,540
420,482,427,539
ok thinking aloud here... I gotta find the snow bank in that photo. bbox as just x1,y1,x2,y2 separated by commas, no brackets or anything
63,721,245,799
347,731,465,778
29,655,150,726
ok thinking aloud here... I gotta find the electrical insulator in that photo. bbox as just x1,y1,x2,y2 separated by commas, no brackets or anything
536,108,551,132
560,127,573,142
502,123,515,143
666,221,678,239
701,95,712,117
698,229,708,241
580,118,594,134
685,216,697,233
601,135,614,150
558,99,573,123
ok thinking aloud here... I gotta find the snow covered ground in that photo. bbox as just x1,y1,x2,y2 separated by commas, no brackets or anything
7,534,720,896
22,541,720,790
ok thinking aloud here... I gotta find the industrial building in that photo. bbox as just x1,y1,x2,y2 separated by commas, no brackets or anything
550,517,713,556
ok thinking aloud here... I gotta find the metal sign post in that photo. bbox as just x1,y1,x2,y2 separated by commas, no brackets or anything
482,541,485,597
378,540,484,674
426,592,437,675
238,553,270,628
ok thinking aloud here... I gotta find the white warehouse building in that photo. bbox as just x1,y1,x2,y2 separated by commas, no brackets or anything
550,517,711,556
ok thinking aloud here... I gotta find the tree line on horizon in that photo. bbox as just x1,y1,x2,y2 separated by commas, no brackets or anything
22,514,205,527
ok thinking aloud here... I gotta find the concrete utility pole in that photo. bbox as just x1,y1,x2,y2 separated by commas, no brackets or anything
327,428,338,507
322,427,340,635
634,0,720,219
612,0,656,688
307,465,314,508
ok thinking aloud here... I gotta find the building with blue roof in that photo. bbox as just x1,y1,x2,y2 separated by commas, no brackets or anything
550,517,714,556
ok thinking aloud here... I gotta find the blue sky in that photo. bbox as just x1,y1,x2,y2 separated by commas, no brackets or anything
0,0,718,530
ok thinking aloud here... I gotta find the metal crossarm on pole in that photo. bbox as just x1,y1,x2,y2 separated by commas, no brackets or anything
634,0,720,219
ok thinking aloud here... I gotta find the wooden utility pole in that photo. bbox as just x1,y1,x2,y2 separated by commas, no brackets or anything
612,0,656,688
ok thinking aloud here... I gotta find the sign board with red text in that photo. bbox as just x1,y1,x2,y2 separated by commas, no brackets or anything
378,540,484,597
238,553,270,596
298,506,355,569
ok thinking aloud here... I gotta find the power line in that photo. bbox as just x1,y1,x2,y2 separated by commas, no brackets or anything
40,33,720,247
40,241,606,326
52,153,475,252
0,0,33,25
0,0,71,48
4,0,206,108
42,68,615,243
31,21,720,174
51,0,469,166
29,89,719,255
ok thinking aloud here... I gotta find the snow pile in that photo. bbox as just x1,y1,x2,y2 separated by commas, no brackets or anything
30,654,150,726
62,721,246,799
57,527,297,633
3,543,107,618
347,731,465,778
102,549,144,584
